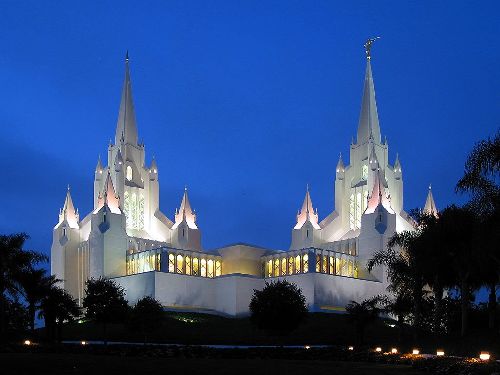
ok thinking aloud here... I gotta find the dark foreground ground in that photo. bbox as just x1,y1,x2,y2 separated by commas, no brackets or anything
0,353,422,375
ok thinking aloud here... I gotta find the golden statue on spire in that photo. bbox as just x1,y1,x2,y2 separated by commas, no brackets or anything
364,36,380,59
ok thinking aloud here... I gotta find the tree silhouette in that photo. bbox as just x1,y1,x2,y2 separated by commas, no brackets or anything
129,296,164,344
39,285,80,343
249,280,307,336
345,296,383,345
0,233,46,340
456,130,499,330
15,268,58,335
83,278,129,345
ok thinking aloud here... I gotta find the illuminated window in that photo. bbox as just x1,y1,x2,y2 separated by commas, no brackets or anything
274,258,280,277
354,261,359,278
348,259,354,277
336,256,341,275
267,260,273,277
362,165,368,180
200,259,207,277
322,255,328,274
185,256,191,275
302,254,309,273
363,190,369,212
124,192,144,230
288,257,294,275
126,166,132,181
315,254,321,272
349,194,355,230
176,255,184,274
356,192,362,228
281,258,287,276
329,256,334,275
215,260,222,277
192,257,199,276
168,254,175,273
207,259,214,278
295,255,301,274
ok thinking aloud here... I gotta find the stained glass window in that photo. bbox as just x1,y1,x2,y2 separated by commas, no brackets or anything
295,255,301,273
215,260,222,277
185,256,191,275
302,254,309,273
281,258,287,276
192,258,199,276
168,254,175,273
200,259,207,277
176,255,183,273
207,259,214,278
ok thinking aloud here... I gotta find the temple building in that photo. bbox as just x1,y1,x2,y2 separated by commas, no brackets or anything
51,46,437,316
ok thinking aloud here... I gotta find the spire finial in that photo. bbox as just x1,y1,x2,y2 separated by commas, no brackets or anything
429,183,432,190
67,184,70,191
125,50,129,62
364,37,380,59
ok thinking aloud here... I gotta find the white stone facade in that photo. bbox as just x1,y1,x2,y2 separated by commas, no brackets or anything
51,53,437,316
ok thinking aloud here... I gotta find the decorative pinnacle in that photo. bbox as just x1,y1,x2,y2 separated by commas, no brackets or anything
125,50,129,62
364,37,380,59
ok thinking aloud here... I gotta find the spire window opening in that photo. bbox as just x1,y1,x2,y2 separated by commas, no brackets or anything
126,166,133,181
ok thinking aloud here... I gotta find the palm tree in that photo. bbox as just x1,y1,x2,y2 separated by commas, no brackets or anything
0,233,46,339
345,296,383,345
435,205,481,337
380,293,412,343
39,285,80,343
15,268,59,335
456,130,500,330
368,228,426,341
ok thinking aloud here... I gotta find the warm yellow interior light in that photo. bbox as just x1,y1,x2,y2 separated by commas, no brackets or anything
479,352,490,361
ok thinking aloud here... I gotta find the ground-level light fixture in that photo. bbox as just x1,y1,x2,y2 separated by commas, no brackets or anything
479,352,490,361
375,347,382,352
81,341,87,345
391,348,398,354
24,340,31,346
412,349,420,355
436,350,445,356
304,345,311,349
348,346,354,351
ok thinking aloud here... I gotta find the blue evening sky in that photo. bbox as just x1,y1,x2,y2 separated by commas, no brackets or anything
0,1,498,288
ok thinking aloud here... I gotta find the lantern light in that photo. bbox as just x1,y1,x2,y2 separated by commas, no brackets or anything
24,340,31,346
81,341,87,346
479,352,490,361
375,347,382,352
412,349,420,355
348,346,354,351
391,348,398,354
436,350,445,356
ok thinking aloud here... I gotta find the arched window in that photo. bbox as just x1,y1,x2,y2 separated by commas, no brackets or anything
207,259,214,278
302,254,309,273
126,165,132,181
295,255,301,274
192,258,199,276
176,255,183,274
185,256,191,275
168,254,175,273
215,260,222,277
200,259,207,277
281,258,287,276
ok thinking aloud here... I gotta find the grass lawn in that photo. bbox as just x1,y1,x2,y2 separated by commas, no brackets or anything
0,353,423,375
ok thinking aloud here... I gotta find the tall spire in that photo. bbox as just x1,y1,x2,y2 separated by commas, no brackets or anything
173,187,198,229
115,51,138,146
294,185,320,229
424,184,438,217
59,186,79,228
356,41,381,145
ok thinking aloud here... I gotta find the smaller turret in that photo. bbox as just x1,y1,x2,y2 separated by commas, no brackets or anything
57,186,79,229
149,157,158,180
369,143,379,171
423,184,438,217
336,153,345,180
394,153,402,180
172,187,201,250
114,149,124,172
